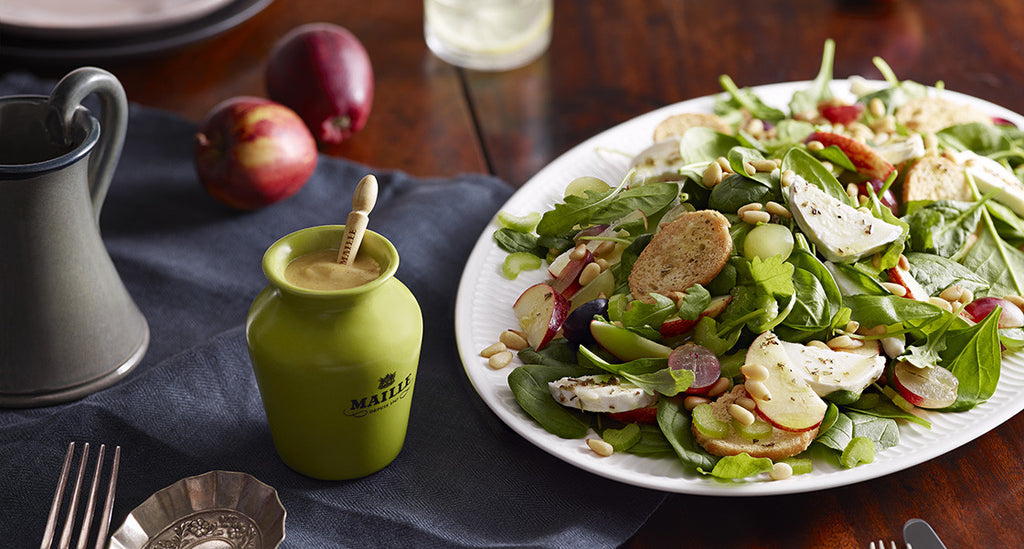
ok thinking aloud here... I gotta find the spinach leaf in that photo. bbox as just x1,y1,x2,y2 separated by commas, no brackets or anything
727,147,774,187
937,122,1011,156
789,39,835,116
519,342,584,369
778,266,832,341
679,127,741,165
708,174,777,217
625,424,675,456
847,392,931,428
825,261,887,296
816,411,853,451
507,365,592,439
904,252,989,298
962,227,1024,296
987,200,1024,247
843,294,944,329
781,147,854,207
703,453,774,479
902,200,983,256
657,397,719,471
940,311,1001,411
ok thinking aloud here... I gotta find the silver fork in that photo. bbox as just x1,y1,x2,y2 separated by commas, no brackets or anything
869,541,912,549
40,442,121,549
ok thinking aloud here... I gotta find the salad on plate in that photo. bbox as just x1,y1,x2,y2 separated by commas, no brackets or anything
479,40,1024,483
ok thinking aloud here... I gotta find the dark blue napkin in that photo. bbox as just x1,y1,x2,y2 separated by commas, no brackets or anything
0,72,666,547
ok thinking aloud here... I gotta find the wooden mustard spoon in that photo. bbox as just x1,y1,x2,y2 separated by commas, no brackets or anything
337,174,378,265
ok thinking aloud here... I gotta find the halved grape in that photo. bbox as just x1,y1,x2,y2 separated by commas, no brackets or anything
668,343,721,394
564,176,611,198
562,298,609,345
742,222,795,261
892,361,959,409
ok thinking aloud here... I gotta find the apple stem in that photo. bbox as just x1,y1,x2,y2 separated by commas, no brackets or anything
337,174,378,264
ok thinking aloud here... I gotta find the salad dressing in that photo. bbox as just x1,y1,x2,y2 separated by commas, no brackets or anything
285,250,381,290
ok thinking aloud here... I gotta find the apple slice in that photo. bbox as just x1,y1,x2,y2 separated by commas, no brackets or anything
590,320,672,361
886,265,929,301
892,360,958,409
743,332,828,433
963,296,1024,328
807,131,896,181
549,249,594,299
513,283,570,350
659,295,732,337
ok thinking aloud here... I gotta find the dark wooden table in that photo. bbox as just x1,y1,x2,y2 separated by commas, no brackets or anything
5,0,1024,546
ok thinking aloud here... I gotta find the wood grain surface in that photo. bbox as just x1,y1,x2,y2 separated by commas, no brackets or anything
5,1,1024,546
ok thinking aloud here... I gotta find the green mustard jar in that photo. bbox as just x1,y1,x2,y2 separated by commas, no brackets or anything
246,225,423,480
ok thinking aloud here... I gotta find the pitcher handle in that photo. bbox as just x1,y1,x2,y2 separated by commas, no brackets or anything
45,67,128,221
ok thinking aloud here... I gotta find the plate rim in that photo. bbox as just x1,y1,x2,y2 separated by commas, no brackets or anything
455,78,1024,496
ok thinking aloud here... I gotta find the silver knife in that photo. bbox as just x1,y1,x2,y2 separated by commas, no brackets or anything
903,518,948,549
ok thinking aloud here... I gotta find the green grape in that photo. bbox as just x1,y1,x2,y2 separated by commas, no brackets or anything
743,222,795,261
563,176,611,198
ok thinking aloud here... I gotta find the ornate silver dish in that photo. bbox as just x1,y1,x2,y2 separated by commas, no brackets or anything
109,470,286,549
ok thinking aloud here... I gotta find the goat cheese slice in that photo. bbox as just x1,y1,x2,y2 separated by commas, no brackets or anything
778,340,886,397
548,374,657,413
950,150,1024,217
788,177,903,263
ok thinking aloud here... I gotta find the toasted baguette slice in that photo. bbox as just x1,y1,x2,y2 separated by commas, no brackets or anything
628,210,731,302
895,96,992,134
653,113,732,142
901,155,972,203
692,385,818,461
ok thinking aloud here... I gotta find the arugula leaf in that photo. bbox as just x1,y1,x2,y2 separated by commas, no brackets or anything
718,74,787,123
535,182,678,237
578,346,693,397
657,397,719,472
493,227,543,255
789,39,835,116
676,284,711,321
692,316,742,356
749,255,796,298
620,293,677,331
507,365,593,439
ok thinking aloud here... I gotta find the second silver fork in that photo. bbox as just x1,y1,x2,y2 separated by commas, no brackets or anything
40,442,121,549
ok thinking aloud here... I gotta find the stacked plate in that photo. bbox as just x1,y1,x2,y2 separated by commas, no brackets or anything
0,0,273,60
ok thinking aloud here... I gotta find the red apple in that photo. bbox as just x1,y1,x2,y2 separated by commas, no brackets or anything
744,332,827,432
963,296,1024,328
549,249,594,298
807,131,896,181
266,23,374,146
195,97,318,210
892,361,958,409
513,283,569,350
818,102,865,125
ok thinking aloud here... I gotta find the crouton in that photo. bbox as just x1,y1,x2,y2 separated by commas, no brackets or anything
901,155,972,203
895,96,992,134
692,385,818,461
653,113,732,142
628,210,731,303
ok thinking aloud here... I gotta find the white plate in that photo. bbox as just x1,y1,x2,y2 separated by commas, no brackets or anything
455,79,1024,496
0,0,235,39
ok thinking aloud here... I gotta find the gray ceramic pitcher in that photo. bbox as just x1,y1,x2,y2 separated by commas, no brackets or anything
0,67,149,407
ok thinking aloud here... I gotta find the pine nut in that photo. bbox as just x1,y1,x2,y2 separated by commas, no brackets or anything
898,254,910,271
740,363,769,382
959,288,974,304
480,342,507,358
881,282,908,297
741,210,772,225
729,403,756,426
703,160,723,187
1006,295,1024,310
807,340,830,350
868,96,884,117
746,118,765,135
735,396,757,411
595,258,611,271
871,253,882,269
743,161,756,176
586,438,614,457
594,240,616,258
765,201,791,218
751,159,778,172
716,156,732,173
846,183,859,198
929,296,953,312
683,395,709,411
738,202,763,216
770,461,794,481
706,377,731,398
488,350,513,369
569,243,587,261
578,262,602,287
827,335,863,350
820,161,834,172
807,140,824,152
745,380,771,401
845,320,861,334
500,330,529,350
940,285,964,302
863,325,888,337
780,169,796,188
